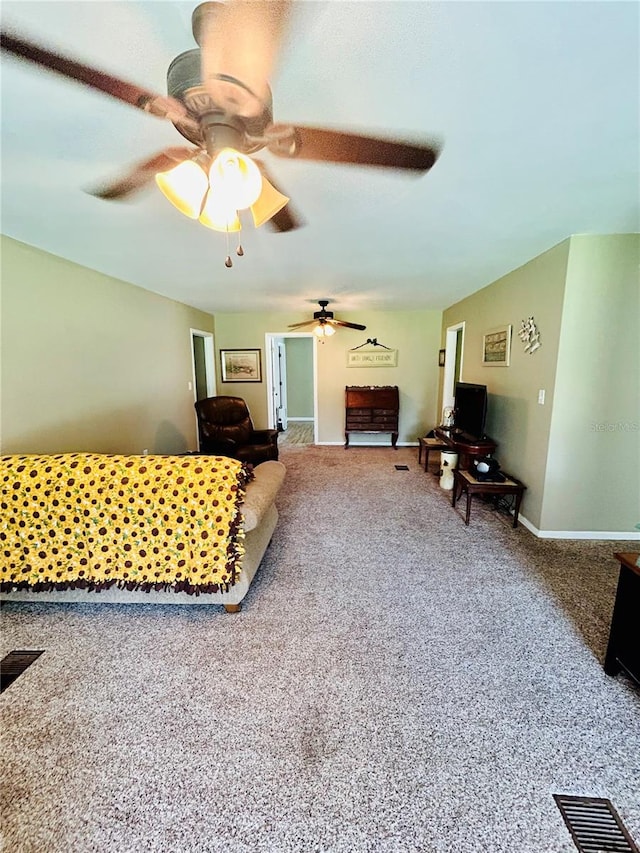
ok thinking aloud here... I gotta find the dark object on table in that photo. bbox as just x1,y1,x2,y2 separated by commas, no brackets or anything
195,396,279,465
473,455,503,481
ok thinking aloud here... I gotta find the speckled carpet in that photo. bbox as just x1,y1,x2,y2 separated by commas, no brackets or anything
1,445,639,853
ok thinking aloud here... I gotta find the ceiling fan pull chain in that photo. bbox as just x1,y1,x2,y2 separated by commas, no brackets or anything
224,228,233,268
236,232,244,257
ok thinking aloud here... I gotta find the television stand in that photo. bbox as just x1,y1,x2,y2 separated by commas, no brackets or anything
434,427,497,471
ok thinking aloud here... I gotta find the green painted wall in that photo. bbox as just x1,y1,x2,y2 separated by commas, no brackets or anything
543,234,640,532
285,337,314,418
1,236,214,455
214,309,443,444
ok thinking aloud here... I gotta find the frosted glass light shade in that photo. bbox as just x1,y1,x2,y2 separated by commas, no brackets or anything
314,323,335,337
209,148,262,211
155,159,209,219
250,176,290,227
199,190,241,232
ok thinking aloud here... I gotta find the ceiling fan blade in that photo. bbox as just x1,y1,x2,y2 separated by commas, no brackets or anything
196,1,290,108
287,320,316,329
268,125,440,172
266,204,300,233
88,147,199,200
329,319,368,331
0,30,198,133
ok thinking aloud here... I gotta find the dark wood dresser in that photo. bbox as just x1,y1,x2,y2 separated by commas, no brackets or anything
345,386,399,448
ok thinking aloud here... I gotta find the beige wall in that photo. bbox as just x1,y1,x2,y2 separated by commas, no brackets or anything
442,240,570,528
1,236,214,455
442,234,639,535
543,234,640,532
214,309,443,444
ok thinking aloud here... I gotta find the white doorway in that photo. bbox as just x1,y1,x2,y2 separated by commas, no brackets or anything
190,329,216,448
442,322,465,410
190,329,216,402
265,332,318,444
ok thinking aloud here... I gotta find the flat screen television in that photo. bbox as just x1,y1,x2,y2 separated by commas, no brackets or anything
454,382,487,439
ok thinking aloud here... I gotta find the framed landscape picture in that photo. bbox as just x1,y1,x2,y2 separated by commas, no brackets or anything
220,349,262,383
482,325,512,366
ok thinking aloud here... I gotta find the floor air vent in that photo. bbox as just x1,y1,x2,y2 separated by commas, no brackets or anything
394,465,409,471
553,794,639,853
0,650,44,693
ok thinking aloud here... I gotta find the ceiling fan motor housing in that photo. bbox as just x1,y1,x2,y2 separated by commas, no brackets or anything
313,300,334,321
167,48,273,150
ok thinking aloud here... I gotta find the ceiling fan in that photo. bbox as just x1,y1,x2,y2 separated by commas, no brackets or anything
288,300,367,338
0,1,441,265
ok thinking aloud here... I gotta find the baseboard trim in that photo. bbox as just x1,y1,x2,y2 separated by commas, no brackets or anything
518,514,640,541
317,441,417,447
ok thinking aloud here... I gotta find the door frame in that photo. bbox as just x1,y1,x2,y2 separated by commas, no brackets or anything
271,338,289,431
190,329,216,401
190,329,216,444
265,332,318,443
442,321,465,410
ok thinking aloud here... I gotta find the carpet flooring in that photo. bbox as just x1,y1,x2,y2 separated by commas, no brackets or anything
1,445,639,853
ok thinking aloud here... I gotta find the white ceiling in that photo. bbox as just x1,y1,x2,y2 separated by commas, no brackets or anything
1,1,638,316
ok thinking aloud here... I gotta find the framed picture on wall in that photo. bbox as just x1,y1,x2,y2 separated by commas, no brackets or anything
220,349,262,382
482,325,512,366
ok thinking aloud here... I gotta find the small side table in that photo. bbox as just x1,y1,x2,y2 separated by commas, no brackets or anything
452,469,526,528
604,552,640,684
418,437,449,473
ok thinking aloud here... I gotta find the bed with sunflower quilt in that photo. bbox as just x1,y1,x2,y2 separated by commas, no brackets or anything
0,453,285,611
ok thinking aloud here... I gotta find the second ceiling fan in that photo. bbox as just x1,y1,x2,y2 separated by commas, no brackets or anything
288,301,366,338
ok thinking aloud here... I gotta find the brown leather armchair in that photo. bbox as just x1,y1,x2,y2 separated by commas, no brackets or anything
194,396,279,465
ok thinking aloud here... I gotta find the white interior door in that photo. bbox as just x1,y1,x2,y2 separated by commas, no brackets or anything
270,337,288,430
276,341,288,430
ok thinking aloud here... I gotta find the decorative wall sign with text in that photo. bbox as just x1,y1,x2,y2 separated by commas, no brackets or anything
347,349,398,368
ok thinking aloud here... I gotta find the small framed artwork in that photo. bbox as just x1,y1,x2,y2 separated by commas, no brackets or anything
438,348,446,367
482,325,512,366
220,349,262,382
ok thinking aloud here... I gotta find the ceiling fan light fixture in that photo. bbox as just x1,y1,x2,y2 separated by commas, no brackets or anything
154,157,209,219
250,176,290,228
209,148,263,211
313,321,335,337
198,190,241,233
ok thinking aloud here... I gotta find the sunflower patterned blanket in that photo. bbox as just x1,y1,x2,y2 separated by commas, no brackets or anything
0,453,253,596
